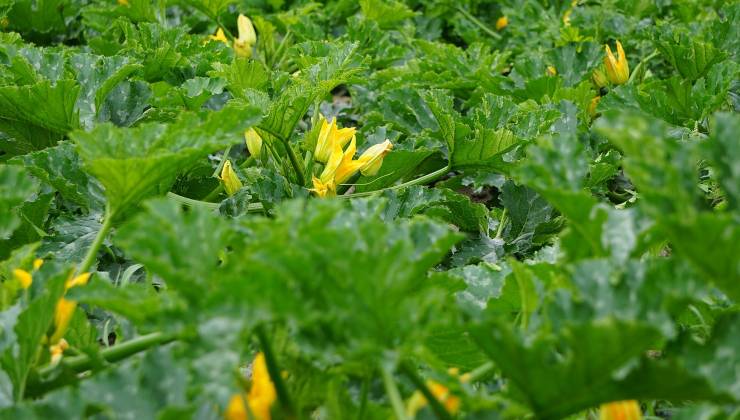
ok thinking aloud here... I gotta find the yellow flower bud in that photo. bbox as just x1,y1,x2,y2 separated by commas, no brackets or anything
588,96,601,118
357,140,393,176
599,400,642,420
13,269,32,289
406,380,460,418
33,258,44,270
244,128,263,157
604,40,629,85
234,14,257,58
496,16,508,30
51,298,77,344
547,65,557,76
49,338,69,366
117,0,129,6
65,272,91,289
219,160,243,196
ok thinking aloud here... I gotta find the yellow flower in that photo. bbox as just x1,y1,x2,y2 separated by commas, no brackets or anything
406,380,460,418
604,40,629,85
49,338,69,366
225,352,277,420
13,269,33,289
599,400,642,420
357,140,393,176
310,176,334,198
547,65,557,76
588,96,601,118
117,0,129,6
244,129,263,157
314,116,355,164
234,14,257,58
49,272,91,344
496,16,508,30
219,160,243,196
210,28,229,45
33,258,44,270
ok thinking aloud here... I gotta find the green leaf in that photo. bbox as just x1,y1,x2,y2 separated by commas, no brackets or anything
359,0,416,28
71,103,261,216
500,181,554,254
0,165,38,240
655,28,728,81
450,128,519,171
0,80,80,157
706,113,740,210
354,149,442,193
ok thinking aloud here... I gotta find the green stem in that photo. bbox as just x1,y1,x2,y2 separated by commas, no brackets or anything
255,325,294,415
167,192,219,210
78,207,114,274
37,331,179,378
456,6,502,40
628,50,659,84
356,377,370,420
466,361,494,382
495,208,507,239
202,185,225,202
283,141,306,186
400,361,453,420
342,165,450,198
381,364,409,420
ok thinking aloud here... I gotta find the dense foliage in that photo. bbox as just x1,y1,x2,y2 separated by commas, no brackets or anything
0,0,738,419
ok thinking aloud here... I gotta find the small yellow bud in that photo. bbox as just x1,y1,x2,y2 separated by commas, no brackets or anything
51,298,77,344
244,128,263,157
496,16,508,31
117,0,129,6
33,258,44,270
209,28,229,45
49,338,69,366
592,66,609,88
547,65,557,76
219,160,243,196
13,269,32,289
604,40,629,85
588,96,601,118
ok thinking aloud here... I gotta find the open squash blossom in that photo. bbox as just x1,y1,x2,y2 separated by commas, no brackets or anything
50,272,91,344
311,136,393,197
244,128,263,157
234,14,257,58
406,380,461,418
496,16,508,30
225,352,277,420
314,116,356,163
599,400,642,420
604,40,629,85
219,160,243,196
210,28,229,45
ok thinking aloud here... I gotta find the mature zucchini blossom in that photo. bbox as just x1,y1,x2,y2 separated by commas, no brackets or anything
496,16,508,30
313,115,355,164
210,28,229,45
406,380,461,417
219,160,243,196
311,137,393,197
599,400,642,420
234,14,257,58
244,128,263,157
225,352,277,420
50,272,91,344
604,40,629,85
12,258,43,289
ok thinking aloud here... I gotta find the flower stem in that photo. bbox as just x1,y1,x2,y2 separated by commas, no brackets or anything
255,325,295,416
381,364,409,420
456,6,502,40
400,361,453,420
495,208,507,239
343,165,450,199
78,206,114,274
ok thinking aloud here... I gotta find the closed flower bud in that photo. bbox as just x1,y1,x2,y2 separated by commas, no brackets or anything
209,28,229,45
592,66,609,88
358,140,393,176
604,40,629,85
244,128,262,157
234,14,257,58
588,96,601,118
547,65,557,76
219,160,243,196
496,16,508,30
